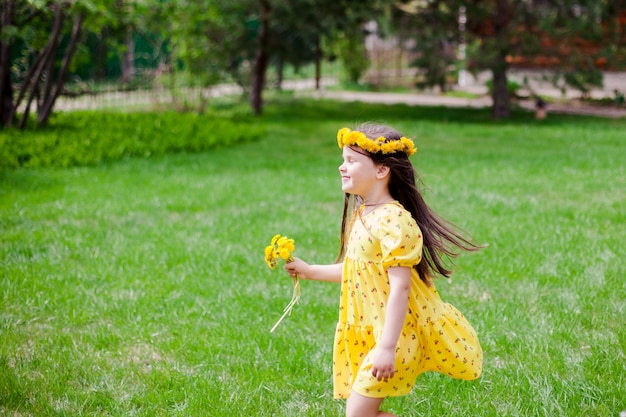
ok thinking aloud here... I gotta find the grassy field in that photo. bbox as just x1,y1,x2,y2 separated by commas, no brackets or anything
1,99,625,416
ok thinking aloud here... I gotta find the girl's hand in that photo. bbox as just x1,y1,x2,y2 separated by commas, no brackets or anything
284,260,343,283
370,266,410,381
284,257,310,280
370,346,396,381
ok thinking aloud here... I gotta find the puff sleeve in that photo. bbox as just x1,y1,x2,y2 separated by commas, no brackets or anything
378,206,423,269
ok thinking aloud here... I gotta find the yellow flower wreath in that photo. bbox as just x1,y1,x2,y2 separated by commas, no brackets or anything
337,127,417,156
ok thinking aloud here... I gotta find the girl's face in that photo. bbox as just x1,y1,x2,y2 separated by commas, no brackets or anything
338,146,379,197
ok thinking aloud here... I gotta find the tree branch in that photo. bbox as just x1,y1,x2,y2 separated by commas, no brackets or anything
17,2,64,129
38,11,84,125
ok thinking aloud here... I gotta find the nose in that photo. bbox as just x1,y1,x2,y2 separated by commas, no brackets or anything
339,161,346,173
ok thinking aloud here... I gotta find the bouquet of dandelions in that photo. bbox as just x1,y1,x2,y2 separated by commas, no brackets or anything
264,234,300,332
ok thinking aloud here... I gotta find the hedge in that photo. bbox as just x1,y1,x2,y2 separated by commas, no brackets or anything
0,111,265,169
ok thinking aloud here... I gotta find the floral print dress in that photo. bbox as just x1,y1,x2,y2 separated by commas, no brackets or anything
333,201,483,399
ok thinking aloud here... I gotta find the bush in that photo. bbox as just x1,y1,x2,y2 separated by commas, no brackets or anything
0,111,265,169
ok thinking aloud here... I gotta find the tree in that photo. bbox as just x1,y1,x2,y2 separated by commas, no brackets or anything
133,0,377,115
523,0,626,96
250,0,271,115
189,0,378,115
395,2,458,92
0,0,18,126
249,0,377,113
466,0,516,118
395,0,626,119
0,0,116,129
472,0,626,117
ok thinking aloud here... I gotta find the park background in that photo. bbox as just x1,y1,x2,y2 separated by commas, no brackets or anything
1,1,626,416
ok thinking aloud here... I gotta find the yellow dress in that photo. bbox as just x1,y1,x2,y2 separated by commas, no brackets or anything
333,201,483,399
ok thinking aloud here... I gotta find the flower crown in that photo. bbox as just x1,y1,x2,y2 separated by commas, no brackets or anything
337,127,417,156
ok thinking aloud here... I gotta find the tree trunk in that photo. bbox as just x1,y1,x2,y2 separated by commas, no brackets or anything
16,4,64,129
314,36,321,90
13,48,50,129
38,24,60,113
490,60,510,119
250,0,270,115
120,25,135,83
37,12,84,126
0,0,15,127
0,56,12,127
490,0,511,119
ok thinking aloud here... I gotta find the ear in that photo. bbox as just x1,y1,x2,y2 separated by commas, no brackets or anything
376,165,390,179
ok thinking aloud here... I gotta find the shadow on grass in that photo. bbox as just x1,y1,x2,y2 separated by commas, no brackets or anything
2,95,622,176
262,96,614,127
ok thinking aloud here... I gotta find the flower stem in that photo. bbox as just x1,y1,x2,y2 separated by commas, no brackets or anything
270,274,300,333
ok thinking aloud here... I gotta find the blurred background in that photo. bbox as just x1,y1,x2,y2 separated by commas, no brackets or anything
2,0,625,128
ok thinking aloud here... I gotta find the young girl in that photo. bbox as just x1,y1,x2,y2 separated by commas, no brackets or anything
284,123,483,417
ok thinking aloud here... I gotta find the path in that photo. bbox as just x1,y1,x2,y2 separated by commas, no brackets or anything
54,75,626,119
302,90,626,119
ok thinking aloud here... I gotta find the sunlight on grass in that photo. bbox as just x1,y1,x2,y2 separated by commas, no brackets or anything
1,100,625,416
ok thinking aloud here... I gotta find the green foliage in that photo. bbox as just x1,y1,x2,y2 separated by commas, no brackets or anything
396,0,626,115
563,67,604,96
170,1,252,87
0,110,264,169
1,0,120,124
402,3,458,92
328,30,370,84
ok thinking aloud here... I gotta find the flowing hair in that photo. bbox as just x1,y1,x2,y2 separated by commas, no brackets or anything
335,123,483,285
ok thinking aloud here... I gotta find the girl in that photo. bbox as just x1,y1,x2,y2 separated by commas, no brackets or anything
284,123,483,417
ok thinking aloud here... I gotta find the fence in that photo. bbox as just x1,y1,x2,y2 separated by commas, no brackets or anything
53,36,624,113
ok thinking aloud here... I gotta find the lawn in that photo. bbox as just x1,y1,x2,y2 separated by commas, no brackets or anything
1,99,625,416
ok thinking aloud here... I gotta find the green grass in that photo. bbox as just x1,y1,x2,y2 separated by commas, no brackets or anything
441,90,485,99
1,99,625,416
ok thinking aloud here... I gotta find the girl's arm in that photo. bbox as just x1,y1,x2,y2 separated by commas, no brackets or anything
370,266,411,381
284,257,342,283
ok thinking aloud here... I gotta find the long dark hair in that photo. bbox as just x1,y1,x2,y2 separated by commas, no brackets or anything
335,123,483,285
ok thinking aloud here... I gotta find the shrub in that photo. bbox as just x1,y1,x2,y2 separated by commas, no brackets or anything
0,111,265,169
